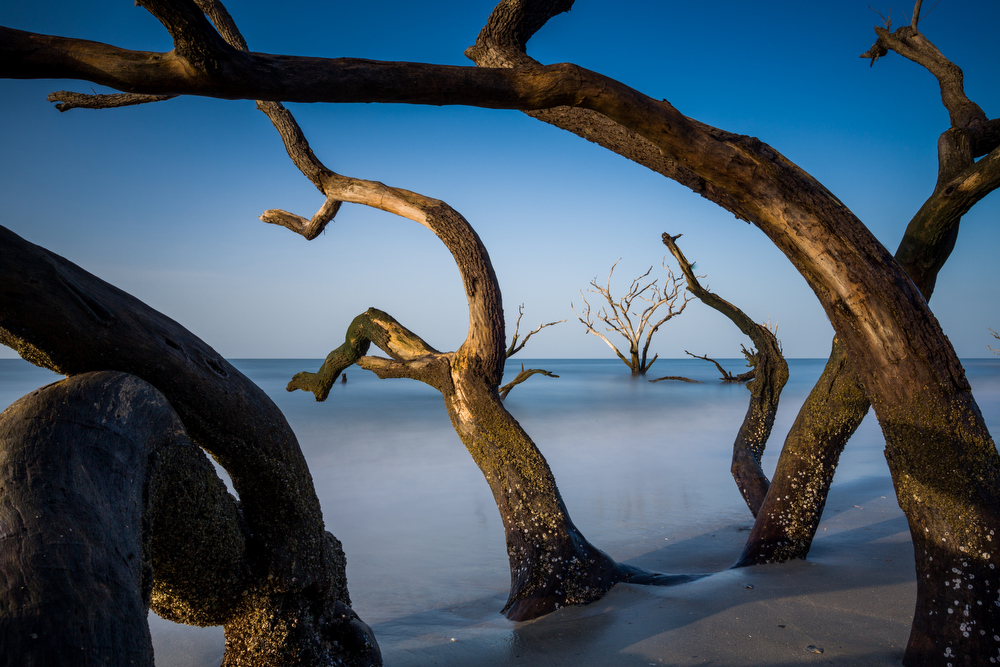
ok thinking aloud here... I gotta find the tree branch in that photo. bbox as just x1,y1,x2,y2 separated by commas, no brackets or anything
287,308,449,400
665,233,788,516
506,303,564,358
684,350,755,383
861,23,986,129
47,90,176,111
498,363,559,400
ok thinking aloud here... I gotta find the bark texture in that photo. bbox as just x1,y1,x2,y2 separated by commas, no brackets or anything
3,0,1000,661
0,373,169,667
0,226,380,667
663,233,788,517
738,10,1000,570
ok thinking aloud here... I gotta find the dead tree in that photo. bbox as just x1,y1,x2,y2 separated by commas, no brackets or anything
572,259,690,375
277,182,696,621
4,0,1000,662
0,227,379,667
499,304,562,400
735,2,1000,574
663,234,789,517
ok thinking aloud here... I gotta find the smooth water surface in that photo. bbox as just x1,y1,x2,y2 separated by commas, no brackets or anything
2,357,999,664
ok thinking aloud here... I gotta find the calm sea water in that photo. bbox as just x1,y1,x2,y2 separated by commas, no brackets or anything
2,357,999,664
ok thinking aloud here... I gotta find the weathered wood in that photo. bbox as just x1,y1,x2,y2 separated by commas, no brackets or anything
0,372,195,666
738,7,1000,577
0,226,379,666
663,234,788,517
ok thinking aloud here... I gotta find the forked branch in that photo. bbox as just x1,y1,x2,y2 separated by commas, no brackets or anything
506,304,564,358
685,350,756,383
499,364,559,400
572,258,690,375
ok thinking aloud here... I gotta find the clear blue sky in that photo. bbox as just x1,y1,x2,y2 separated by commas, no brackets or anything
2,1,998,361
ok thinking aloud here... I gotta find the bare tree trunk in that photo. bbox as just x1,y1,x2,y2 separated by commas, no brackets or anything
0,226,380,667
738,24,1000,569
0,373,168,667
663,234,788,517
4,0,1000,661
289,308,699,621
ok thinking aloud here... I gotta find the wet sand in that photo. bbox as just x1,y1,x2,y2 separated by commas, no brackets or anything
150,474,915,666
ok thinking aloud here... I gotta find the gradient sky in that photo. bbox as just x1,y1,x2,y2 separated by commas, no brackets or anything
2,0,999,362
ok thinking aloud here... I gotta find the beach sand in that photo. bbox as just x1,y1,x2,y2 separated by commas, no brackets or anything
150,473,915,666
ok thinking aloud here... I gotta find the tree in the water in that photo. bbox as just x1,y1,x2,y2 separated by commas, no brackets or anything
572,259,690,375
662,233,788,517
499,304,563,400
4,0,1000,663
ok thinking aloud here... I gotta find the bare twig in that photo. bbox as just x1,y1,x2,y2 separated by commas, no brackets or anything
648,375,702,384
572,258,690,374
499,363,559,400
47,91,177,111
685,350,755,383
506,304,564,358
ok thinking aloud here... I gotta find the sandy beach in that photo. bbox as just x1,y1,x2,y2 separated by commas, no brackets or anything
150,472,915,666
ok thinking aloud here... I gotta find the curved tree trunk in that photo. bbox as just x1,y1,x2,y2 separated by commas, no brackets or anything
4,0,1000,661
0,373,169,667
663,233,788,517
738,79,1000,569
289,308,699,622
0,226,380,667
735,337,868,565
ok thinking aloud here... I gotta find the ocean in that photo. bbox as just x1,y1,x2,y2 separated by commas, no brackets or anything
2,356,999,664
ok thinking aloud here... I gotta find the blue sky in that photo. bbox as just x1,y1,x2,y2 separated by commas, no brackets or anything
1,0,998,361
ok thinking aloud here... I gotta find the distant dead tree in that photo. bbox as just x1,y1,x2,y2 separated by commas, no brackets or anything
499,304,562,400
573,259,691,375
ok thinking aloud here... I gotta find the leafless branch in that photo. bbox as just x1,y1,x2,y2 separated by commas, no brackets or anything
506,304,564,358
572,257,690,374
685,350,755,383
47,90,177,111
499,363,559,400
648,375,702,384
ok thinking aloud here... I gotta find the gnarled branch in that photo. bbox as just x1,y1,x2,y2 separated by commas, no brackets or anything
664,233,788,517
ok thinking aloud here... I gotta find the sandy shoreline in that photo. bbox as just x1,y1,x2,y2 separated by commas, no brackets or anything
151,474,916,666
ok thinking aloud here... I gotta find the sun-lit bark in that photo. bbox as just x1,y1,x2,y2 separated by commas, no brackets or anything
663,233,788,517
3,0,1000,661
738,6,1000,587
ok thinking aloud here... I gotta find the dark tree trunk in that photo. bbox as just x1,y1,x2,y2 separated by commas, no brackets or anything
0,373,164,666
738,58,1000,570
736,337,868,565
0,226,380,667
0,372,226,667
